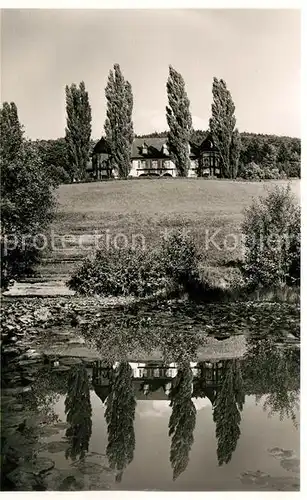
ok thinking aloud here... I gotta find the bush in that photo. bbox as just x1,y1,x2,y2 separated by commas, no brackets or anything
67,246,169,297
47,164,71,187
159,230,201,287
240,162,264,181
241,185,300,287
68,230,202,298
240,163,285,181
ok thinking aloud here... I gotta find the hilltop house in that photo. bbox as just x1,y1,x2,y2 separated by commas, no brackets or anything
90,132,220,179
92,360,226,403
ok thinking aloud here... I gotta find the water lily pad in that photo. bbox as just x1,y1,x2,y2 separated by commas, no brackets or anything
60,357,83,366
41,440,69,453
23,457,55,474
6,469,39,490
38,426,60,437
53,421,69,430
280,458,300,473
268,447,294,459
72,461,110,475
239,470,270,486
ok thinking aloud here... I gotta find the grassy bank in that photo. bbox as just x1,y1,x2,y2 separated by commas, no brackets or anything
37,179,300,279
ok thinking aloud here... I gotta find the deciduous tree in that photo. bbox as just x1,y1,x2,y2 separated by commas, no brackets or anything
1,102,56,289
169,362,196,480
65,365,92,460
105,362,136,482
65,81,92,181
209,78,241,179
213,360,244,466
0,102,23,163
166,66,193,177
104,64,134,179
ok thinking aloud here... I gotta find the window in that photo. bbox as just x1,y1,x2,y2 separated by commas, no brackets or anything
163,160,170,169
151,160,158,170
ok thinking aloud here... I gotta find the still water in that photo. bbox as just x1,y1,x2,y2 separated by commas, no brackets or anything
1,324,300,492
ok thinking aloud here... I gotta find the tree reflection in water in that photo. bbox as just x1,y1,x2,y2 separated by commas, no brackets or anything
213,359,245,466
169,361,196,480
64,364,92,460
104,361,136,483
242,338,300,426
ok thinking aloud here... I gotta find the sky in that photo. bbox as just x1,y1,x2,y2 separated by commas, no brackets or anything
1,8,301,139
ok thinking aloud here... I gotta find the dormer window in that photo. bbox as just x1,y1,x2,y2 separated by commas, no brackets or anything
162,143,169,156
142,142,148,155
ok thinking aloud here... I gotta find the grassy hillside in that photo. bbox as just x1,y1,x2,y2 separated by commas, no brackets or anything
37,179,300,280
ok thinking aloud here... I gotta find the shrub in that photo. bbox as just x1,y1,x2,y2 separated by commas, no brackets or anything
67,246,169,297
240,163,285,181
261,166,281,180
68,229,202,298
241,185,300,287
240,162,264,181
159,230,201,288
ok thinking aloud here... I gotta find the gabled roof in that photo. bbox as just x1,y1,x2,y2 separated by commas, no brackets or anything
131,137,168,159
198,131,218,152
92,136,111,155
92,132,217,159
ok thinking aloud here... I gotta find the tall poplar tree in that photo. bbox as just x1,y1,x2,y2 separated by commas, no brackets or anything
0,102,24,163
166,66,193,177
209,78,241,179
105,362,136,483
169,362,196,480
213,360,244,466
104,64,134,179
65,365,92,461
65,81,92,181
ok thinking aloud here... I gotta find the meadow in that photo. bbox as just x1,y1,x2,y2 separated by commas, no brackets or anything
38,178,300,282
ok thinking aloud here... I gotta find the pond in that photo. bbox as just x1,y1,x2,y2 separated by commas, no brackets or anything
1,300,300,491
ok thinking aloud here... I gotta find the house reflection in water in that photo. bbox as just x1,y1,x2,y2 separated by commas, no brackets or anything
92,360,226,405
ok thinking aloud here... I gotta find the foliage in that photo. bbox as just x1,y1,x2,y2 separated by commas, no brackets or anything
33,138,72,183
1,108,57,289
104,64,134,179
159,229,202,293
67,246,169,297
166,66,193,177
241,185,300,287
65,81,92,181
105,362,136,482
169,362,196,480
65,365,92,460
46,164,71,187
68,230,201,298
230,128,241,179
242,338,300,425
240,133,300,177
209,78,241,179
213,360,244,465
239,162,283,181
0,102,24,163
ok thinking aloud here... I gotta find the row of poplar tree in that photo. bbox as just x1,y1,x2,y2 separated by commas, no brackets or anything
65,64,241,180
